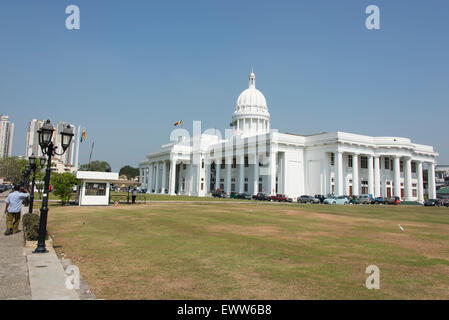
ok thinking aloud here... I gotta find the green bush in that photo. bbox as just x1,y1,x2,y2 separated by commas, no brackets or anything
22,213,41,241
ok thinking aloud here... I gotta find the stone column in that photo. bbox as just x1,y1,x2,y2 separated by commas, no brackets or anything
269,150,277,195
253,154,259,195
374,156,381,197
225,156,232,193
239,154,245,193
335,151,343,196
428,161,436,199
368,155,374,196
393,156,401,198
404,158,412,201
417,161,424,202
161,161,167,194
169,159,176,195
215,159,221,190
155,162,160,194
352,153,359,196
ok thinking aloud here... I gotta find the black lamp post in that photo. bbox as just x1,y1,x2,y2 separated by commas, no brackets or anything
34,120,74,254
28,154,46,214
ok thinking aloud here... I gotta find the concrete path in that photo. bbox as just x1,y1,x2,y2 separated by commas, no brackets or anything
1,191,81,300
0,193,31,300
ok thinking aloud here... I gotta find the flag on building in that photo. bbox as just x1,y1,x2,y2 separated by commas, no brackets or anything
80,129,87,142
174,120,183,127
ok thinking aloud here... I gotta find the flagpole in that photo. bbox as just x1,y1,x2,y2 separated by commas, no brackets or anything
74,125,81,172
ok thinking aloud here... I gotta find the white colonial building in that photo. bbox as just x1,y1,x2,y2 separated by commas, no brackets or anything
139,71,438,202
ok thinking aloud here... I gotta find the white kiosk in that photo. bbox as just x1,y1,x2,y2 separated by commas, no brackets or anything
76,171,119,206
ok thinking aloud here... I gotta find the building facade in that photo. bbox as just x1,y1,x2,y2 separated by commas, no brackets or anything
139,71,438,202
0,115,14,159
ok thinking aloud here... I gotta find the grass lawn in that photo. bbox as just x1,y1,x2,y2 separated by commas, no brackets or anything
47,202,449,299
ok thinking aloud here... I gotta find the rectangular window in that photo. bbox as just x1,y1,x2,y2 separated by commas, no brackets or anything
85,183,106,196
411,162,416,173
400,161,404,172
211,162,215,170
361,156,368,169
390,159,393,170
201,183,204,190
245,178,248,182
259,177,262,182
221,158,225,169
331,153,335,166
348,155,353,168
183,164,186,170
244,184,248,192
412,189,417,197
201,160,204,169
384,157,390,170
244,156,249,168
232,157,237,168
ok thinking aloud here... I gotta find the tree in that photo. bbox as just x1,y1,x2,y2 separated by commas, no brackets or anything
79,160,111,172
0,157,29,185
50,172,78,205
119,165,139,179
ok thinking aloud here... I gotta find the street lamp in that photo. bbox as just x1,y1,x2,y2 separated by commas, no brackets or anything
28,154,40,214
34,120,74,254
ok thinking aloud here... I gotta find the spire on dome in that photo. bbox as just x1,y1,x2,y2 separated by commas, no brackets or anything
249,69,256,88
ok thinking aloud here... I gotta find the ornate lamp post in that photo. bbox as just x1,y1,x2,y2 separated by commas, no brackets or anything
28,154,47,214
34,120,74,254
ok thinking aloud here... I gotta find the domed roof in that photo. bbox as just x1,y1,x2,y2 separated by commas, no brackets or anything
234,71,269,115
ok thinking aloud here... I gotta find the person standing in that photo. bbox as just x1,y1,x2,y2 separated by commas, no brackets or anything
4,185,29,236
132,188,137,204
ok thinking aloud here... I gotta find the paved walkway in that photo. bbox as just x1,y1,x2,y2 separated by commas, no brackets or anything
0,191,86,300
0,192,31,300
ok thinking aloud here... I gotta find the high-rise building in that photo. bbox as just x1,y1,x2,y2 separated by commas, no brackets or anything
26,119,76,173
0,115,14,159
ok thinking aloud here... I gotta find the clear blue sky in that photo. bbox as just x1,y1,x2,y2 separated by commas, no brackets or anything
1,0,448,171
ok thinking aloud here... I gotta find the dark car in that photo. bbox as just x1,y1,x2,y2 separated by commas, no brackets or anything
385,196,401,205
0,184,9,193
236,193,252,200
230,192,239,199
440,199,449,207
139,188,147,194
212,189,228,198
270,194,293,202
297,195,320,204
371,197,385,205
424,199,441,207
253,193,271,201
314,195,326,204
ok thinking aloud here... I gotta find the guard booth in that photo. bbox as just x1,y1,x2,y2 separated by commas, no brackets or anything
76,171,119,206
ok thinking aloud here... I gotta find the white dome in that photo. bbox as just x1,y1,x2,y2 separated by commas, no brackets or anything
234,71,269,115
236,87,267,111
232,70,271,136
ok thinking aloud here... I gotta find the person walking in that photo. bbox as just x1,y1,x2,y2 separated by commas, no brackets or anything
132,188,137,204
4,185,29,236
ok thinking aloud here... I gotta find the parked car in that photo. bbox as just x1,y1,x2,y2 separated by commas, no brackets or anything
314,194,326,204
139,188,147,194
424,199,441,207
212,189,228,198
270,194,293,202
335,196,350,205
371,197,385,205
0,184,9,193
440,199,449,207
349,196,360,204
253,192,271,201
236,193,252,200
323,196,337,204
358,194,373,204
230,192,239,199
297,195,320,204
385,196,401,205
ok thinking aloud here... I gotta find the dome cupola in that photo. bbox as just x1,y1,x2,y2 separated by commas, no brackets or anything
232,70,270,136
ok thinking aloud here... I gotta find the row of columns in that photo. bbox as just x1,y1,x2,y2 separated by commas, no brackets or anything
333,151,436,201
